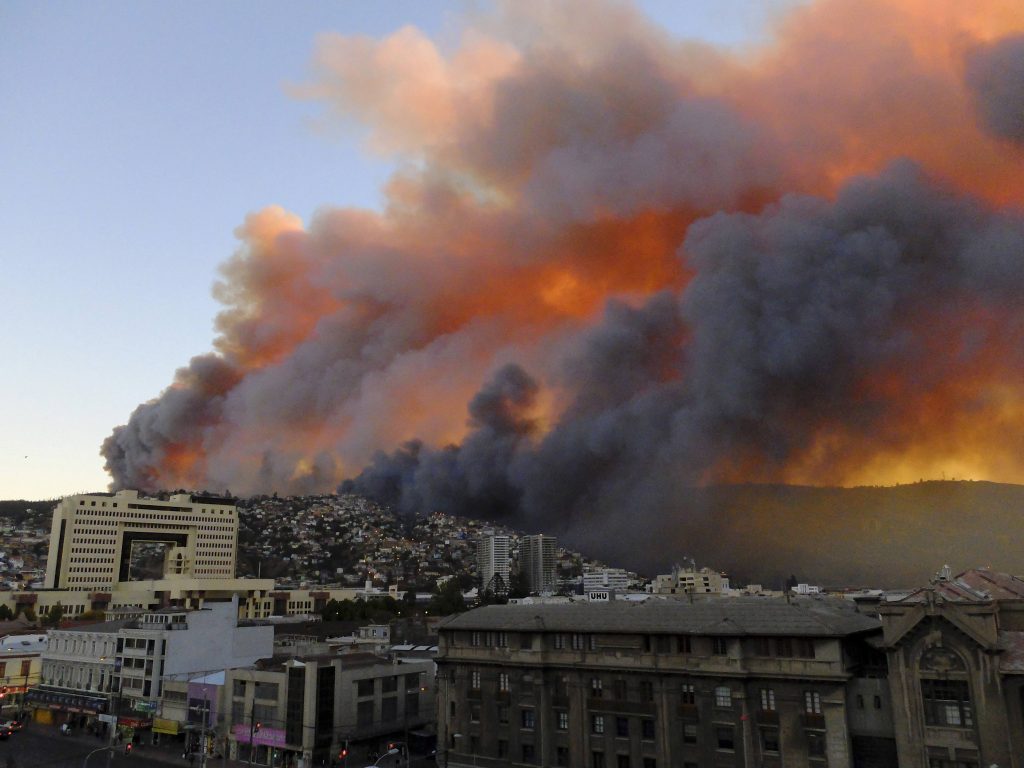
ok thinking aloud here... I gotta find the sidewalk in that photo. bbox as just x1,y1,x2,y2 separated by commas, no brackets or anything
25,720,253,768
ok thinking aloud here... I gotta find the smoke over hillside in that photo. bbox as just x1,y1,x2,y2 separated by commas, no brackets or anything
103,0,1024,581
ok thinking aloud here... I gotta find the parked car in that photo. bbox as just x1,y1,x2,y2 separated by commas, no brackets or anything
0,719,23,731
0,724,11,740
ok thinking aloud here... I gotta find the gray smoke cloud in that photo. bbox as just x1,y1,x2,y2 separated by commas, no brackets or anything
102,2,1024,583
346,161,1024,581
965,34,1024,145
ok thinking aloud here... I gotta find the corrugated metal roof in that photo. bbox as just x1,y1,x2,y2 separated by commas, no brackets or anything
440,598,879,637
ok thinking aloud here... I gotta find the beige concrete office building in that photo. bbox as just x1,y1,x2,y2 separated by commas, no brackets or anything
45,490,238,590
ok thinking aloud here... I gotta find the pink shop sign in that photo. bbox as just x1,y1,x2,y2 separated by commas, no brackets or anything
233,723,287,747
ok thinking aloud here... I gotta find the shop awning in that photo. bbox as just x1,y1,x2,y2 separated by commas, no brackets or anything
153,718,181,735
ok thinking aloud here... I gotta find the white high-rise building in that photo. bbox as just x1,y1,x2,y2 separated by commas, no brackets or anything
519,534,557,594
476,535,511,593
582,567,631,592
45,490,238,590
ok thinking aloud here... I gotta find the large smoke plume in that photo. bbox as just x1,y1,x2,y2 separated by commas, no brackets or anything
104,0,1024,582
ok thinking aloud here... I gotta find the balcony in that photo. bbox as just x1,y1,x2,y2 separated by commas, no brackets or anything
587,698,655,716
802,713,826,730
678,703,699,721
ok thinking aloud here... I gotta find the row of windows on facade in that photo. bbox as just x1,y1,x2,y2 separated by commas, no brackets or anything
77,500,234,516
232,673,421,701
466,631,815,658
227,693,421,729
76,505,235,525
455,725,827,766
466,670,824,714
0,660,33,679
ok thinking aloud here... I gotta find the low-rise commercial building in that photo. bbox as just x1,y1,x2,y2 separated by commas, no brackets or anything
224,652,435,767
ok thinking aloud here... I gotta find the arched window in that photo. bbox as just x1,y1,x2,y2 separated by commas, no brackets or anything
919,647,972,727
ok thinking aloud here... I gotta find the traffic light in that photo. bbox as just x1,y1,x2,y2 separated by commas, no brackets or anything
124,743,133,755
338,747,348,761
254,721,262,733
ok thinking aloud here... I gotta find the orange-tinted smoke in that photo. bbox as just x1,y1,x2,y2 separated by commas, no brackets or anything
106,0,1024,495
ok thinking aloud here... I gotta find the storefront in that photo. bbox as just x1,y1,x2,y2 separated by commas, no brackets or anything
153,716,183,747
26,686,111,729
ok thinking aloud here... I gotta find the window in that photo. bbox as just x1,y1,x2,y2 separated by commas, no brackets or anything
613,679,627,700
712,638,729,656
716,726,735,751
775,638,793,657
760,688,776,711
752,637,771,656
714,686,731,708
520,633,533,650
470,704,480,723
497,740,508,758
677,635,692,654
639,681,653,702
232,679,247,697
554,634,566,650
557,710,569,730
496,632,509,648
681,684,696,704
556,747,569,766
856,694,864,709
804,691,822,714
592,714,605,734
616,717,629,737
470,736,480,754
470,670,481,691
499,673,510,692
591,678,604,698
521,744,535,763
921,679,972,727
592,752,606,768
382,697,397,721
795,638,815,658
682,723,698,744
522,709,535,729
573,634,586,650
357,678,375,697
643,760,656,768
382,676,398,694
761,728,780,754
807,731,826,758
357,699,373,727
499,705,509,724
641,719,655,740
617,755,631,768
874,694,882,710
471,631,481,646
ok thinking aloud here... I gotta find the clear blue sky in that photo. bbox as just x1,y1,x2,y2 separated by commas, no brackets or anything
0,0,800,500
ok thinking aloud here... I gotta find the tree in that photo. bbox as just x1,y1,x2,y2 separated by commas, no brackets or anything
428,579,467,616
507,571,530,600
0,604,13,621
42,603,64,627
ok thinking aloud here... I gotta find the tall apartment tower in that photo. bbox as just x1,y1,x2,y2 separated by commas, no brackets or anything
44,490,238,590
519,534,557,594
476,535,511,593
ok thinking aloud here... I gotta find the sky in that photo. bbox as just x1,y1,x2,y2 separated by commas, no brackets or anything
0,0,801,500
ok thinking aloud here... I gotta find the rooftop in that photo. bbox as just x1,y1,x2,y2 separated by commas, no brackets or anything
894,568,1024,603
441,597,880,637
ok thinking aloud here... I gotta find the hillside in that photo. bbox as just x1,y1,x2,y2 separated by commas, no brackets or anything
569,480,1024,589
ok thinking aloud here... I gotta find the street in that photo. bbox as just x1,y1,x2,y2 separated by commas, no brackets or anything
0,726,157,768
0,722,441,768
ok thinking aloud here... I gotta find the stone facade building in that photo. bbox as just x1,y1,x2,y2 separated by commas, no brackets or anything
437,599,890,768
877,567,1024,768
